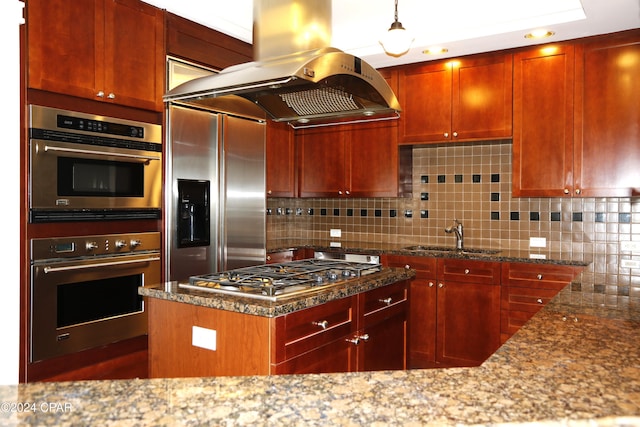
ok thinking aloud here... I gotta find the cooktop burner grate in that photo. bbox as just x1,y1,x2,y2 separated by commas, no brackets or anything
179,258,382,301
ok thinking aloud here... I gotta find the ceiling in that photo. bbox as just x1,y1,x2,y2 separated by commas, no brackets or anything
147,0,640,68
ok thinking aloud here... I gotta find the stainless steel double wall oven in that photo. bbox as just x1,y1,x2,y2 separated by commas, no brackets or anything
28,105,162,363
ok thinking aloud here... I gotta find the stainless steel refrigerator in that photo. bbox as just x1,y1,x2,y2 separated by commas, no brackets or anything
165,103,266,282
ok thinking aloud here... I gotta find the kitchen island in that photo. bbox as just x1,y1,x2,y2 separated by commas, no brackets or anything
1,295,638,426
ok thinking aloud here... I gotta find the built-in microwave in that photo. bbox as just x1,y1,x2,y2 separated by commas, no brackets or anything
28,105,162,222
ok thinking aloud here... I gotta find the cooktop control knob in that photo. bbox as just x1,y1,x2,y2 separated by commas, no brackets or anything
85,241,98,251
114,240,127,249
130,239,142,249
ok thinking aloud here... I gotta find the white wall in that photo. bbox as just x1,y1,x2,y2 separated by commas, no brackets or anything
0,0,23,385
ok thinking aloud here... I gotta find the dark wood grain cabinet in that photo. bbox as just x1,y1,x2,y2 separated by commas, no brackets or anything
513,30,640,197
266,121,297,197
26,0,164,112
384,256,501,368
397,54,513,144
297,121,408,198
500,262,583,343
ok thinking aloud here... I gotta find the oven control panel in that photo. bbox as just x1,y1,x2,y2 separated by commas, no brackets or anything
31,232,161,260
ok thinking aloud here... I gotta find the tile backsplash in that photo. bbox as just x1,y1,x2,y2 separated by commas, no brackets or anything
267,142,640,309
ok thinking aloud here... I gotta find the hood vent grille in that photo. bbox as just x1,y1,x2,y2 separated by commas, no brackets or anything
280,87,360,116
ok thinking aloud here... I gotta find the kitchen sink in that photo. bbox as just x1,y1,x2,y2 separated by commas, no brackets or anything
402,245,501,255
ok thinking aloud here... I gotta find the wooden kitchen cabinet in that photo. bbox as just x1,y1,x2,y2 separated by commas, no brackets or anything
501,262,583,343
266,121,297,197
513,30,640,198
512,44,575,197
573,31,640,197
26,0,164,112
384,255,501,368
297,121,406,198
397,53,513,144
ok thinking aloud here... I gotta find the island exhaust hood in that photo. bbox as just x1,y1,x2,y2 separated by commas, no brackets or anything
163,0,401,129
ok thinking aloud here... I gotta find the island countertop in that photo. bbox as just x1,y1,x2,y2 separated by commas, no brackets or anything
1,295,638,426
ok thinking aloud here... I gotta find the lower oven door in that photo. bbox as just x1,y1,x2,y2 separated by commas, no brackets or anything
30,252,161,362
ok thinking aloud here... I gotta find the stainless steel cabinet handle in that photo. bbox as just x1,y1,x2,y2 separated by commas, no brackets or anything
438,283,444,288
537,298,543,304
537,274,543,280
312,320,329,329
345,190,350,195
444,132,449,138
429,282,434,287
346,336,360,345
453,131,458,137
338,190,343,195
107,92,116,99
359,334,370,342
404,264,411,269
464,268,470,274
42,145,160,162
96,90,105,98
575,188,581,195
564,188,570,194
379,297,393,305
43,256,160,273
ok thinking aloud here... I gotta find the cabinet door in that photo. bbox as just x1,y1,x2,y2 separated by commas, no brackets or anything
574,32,640,197
104,0,164,111
27,0,102,100
453,54,513,141
512,45,575,197
266,122,296,197
360,311,406,372
297,127,347,197
398,61,452,143
347,121,399,197
436,280,501,367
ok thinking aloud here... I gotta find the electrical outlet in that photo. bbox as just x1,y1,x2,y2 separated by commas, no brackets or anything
330,228,342,238
329,241,342,247
620,241,640,253
529,237,547,248
621,259,640,269
192,326,216,351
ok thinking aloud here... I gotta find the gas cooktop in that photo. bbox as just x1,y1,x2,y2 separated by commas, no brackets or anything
178,258,383,301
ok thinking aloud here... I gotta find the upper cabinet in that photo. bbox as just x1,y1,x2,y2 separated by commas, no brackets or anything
397,54,513,144
297,121,410,198
573,32,640,197
26,0,164,112
165,12,253,71
512,44,575,197
266,121,297,198
513,30,640,197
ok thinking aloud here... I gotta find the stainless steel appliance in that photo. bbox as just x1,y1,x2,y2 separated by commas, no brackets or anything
180,258,383,301
28,105,162,222
30,232,161,362
166,102,267,281
164,0,400,129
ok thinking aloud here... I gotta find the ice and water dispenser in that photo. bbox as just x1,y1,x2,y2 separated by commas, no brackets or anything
177,179,210,248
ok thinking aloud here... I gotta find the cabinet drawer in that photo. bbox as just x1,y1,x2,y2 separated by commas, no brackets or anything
266,250,294,264
501,286,563,312
501,309,537,337
384,255,437,279
502,263,581,289
362,281,408,326
281,297,355,360
438,259,501,284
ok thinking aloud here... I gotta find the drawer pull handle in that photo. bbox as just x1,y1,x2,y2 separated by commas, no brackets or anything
438,283,444,288
404,264,411,269
537,298,543,304
537,274,543,280
429,282,435,287
359,334,370,342
312,320,329,329
346,336,361,345
379,297,393,305
464,269,470,274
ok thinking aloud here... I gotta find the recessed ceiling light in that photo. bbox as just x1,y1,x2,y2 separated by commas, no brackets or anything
525,29,556,39
423,47,449,55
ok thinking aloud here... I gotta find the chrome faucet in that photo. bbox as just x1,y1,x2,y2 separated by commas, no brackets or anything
445,219,464,250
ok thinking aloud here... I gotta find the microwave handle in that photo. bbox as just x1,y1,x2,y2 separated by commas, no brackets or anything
43,256,160,274
42,145,160,162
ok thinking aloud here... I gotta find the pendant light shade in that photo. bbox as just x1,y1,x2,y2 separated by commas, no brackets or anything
379,0,414,57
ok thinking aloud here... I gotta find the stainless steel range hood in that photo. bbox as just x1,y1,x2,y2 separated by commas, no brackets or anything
163,0,401,129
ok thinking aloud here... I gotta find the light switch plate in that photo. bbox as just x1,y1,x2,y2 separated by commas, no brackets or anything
620,241,640,252
330,228,342,237
192,326,216,351
529,237,547,248
621,259,640,269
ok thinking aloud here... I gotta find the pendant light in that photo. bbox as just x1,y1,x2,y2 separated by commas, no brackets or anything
379,0,414,57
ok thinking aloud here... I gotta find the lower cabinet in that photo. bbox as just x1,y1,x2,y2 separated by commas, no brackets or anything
384,255,501,368
500,262,583,343
148,280,408,378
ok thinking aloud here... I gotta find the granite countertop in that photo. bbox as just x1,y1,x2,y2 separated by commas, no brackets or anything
1,296,638,426
268,240,591,267
139,266,415,317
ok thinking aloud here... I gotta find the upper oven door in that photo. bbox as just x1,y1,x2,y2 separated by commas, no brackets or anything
29,138,162,210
